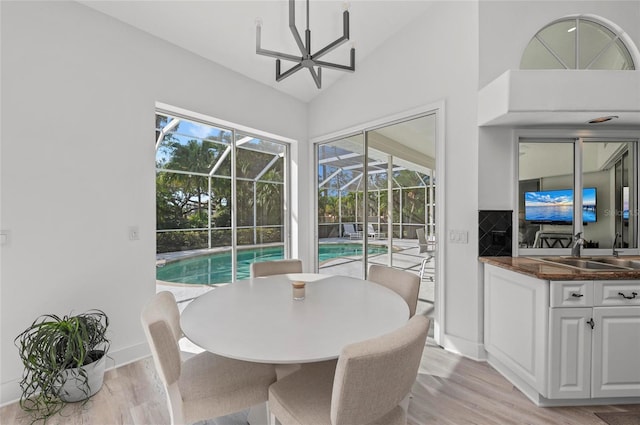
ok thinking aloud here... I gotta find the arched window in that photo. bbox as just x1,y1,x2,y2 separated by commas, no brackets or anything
521,16,635,70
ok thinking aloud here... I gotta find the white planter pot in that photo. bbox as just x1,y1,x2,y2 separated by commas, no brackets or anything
58,352,107,402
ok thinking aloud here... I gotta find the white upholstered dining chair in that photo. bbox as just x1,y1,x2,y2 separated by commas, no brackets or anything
250,259,303,278
141,291,277,425
268,315,430,425
368,264,420,317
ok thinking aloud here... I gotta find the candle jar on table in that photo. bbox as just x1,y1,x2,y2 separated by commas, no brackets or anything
292,281,305,300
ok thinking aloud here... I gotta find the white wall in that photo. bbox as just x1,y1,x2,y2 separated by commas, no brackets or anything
478,1,640,219
479,0,640,88
309,1,482,357
0,1,307,404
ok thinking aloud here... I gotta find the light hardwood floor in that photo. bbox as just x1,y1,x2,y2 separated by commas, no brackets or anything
2,340,639,425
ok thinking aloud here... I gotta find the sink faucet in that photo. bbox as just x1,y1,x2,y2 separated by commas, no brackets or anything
571,232,584,258
613,232,621,257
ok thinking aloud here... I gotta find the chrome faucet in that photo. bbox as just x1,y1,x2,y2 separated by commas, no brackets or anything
571,232,585,258
613,232,621,257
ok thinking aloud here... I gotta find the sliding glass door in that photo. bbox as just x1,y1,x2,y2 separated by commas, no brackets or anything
316,134,367,277
315,113,437,301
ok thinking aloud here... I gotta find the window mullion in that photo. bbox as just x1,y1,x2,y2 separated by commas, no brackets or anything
231,129,238,282
575,18,579,69
584,36,619,70
536,34,570,69
574,139,584,237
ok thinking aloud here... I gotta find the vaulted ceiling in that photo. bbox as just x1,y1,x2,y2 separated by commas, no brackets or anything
80,1,434,103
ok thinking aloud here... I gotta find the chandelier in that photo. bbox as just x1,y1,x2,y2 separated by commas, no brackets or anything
256,0,356,89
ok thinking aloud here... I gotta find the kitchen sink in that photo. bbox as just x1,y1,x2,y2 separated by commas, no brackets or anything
532,257,635,271
589,257,640,269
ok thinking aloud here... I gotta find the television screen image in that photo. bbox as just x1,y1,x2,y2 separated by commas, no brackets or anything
524,188,596,223
623,186,629,220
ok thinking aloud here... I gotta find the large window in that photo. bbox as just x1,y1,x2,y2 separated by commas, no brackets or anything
521,16,635,70
518,138,637,254
155,112,289,288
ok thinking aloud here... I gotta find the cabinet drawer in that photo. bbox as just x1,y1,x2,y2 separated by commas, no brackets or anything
550,281,593,307
594,280,640,306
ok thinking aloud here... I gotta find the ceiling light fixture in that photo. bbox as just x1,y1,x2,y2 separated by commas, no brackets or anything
588,115,618,124
255,0,355,89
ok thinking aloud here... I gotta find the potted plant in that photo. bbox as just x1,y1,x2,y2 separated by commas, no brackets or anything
14,309,110,423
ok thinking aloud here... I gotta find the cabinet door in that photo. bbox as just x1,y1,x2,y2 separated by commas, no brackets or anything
548,308,592,399
592,307,640,398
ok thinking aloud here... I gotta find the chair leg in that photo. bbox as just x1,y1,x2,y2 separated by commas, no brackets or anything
248,402,269,425
419,258,428,279
270,412,279,425
420,256,433,281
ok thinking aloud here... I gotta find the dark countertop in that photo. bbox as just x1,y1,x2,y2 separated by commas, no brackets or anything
479,256,640,280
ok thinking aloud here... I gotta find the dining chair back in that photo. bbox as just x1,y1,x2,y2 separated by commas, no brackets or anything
332,315,430,425
368,264,420,317
141,291,276,425
250,259,302,278
268,315,430,425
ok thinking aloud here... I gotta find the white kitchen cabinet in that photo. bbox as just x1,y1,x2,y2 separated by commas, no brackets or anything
548,307,592,399
591,306,640,398
484,264,640,406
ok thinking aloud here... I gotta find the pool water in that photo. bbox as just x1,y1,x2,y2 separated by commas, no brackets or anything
157,243,387,285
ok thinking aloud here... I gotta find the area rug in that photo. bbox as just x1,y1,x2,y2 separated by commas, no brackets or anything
595,412,640,425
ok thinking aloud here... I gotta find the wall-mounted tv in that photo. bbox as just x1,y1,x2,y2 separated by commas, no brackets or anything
524,188,596,224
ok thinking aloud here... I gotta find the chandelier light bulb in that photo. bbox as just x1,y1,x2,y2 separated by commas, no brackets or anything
342,2,351,12
255,17,263,28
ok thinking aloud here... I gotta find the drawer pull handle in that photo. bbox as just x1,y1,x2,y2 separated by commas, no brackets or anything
571,293,584,298
618,291,638,300
587,318,595,329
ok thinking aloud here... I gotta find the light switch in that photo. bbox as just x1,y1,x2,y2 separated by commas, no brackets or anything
448,229,469,244
0,230,9,246
128,226,140,241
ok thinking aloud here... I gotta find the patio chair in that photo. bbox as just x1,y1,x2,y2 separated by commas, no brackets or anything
367,223,386,239
416,229,436,281
343,223,361,240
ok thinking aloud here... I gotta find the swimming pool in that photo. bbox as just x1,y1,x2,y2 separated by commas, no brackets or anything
156,243,387,285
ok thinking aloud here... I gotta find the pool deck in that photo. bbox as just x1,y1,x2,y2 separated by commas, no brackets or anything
157,237,435,317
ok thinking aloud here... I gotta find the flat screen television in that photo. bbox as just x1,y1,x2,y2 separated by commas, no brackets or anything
524,187,596,224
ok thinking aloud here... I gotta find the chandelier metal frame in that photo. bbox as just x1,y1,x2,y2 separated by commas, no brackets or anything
256,0,355,89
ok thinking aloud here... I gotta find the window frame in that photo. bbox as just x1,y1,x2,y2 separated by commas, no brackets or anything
520,15,636,70
514,129,640,258
155,106,292,283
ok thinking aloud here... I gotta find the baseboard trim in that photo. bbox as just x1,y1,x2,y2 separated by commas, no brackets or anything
441,333,487,361
1,342,150,407
487,353,640,407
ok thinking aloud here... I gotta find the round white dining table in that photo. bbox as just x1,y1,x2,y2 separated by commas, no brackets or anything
180,273,410,364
